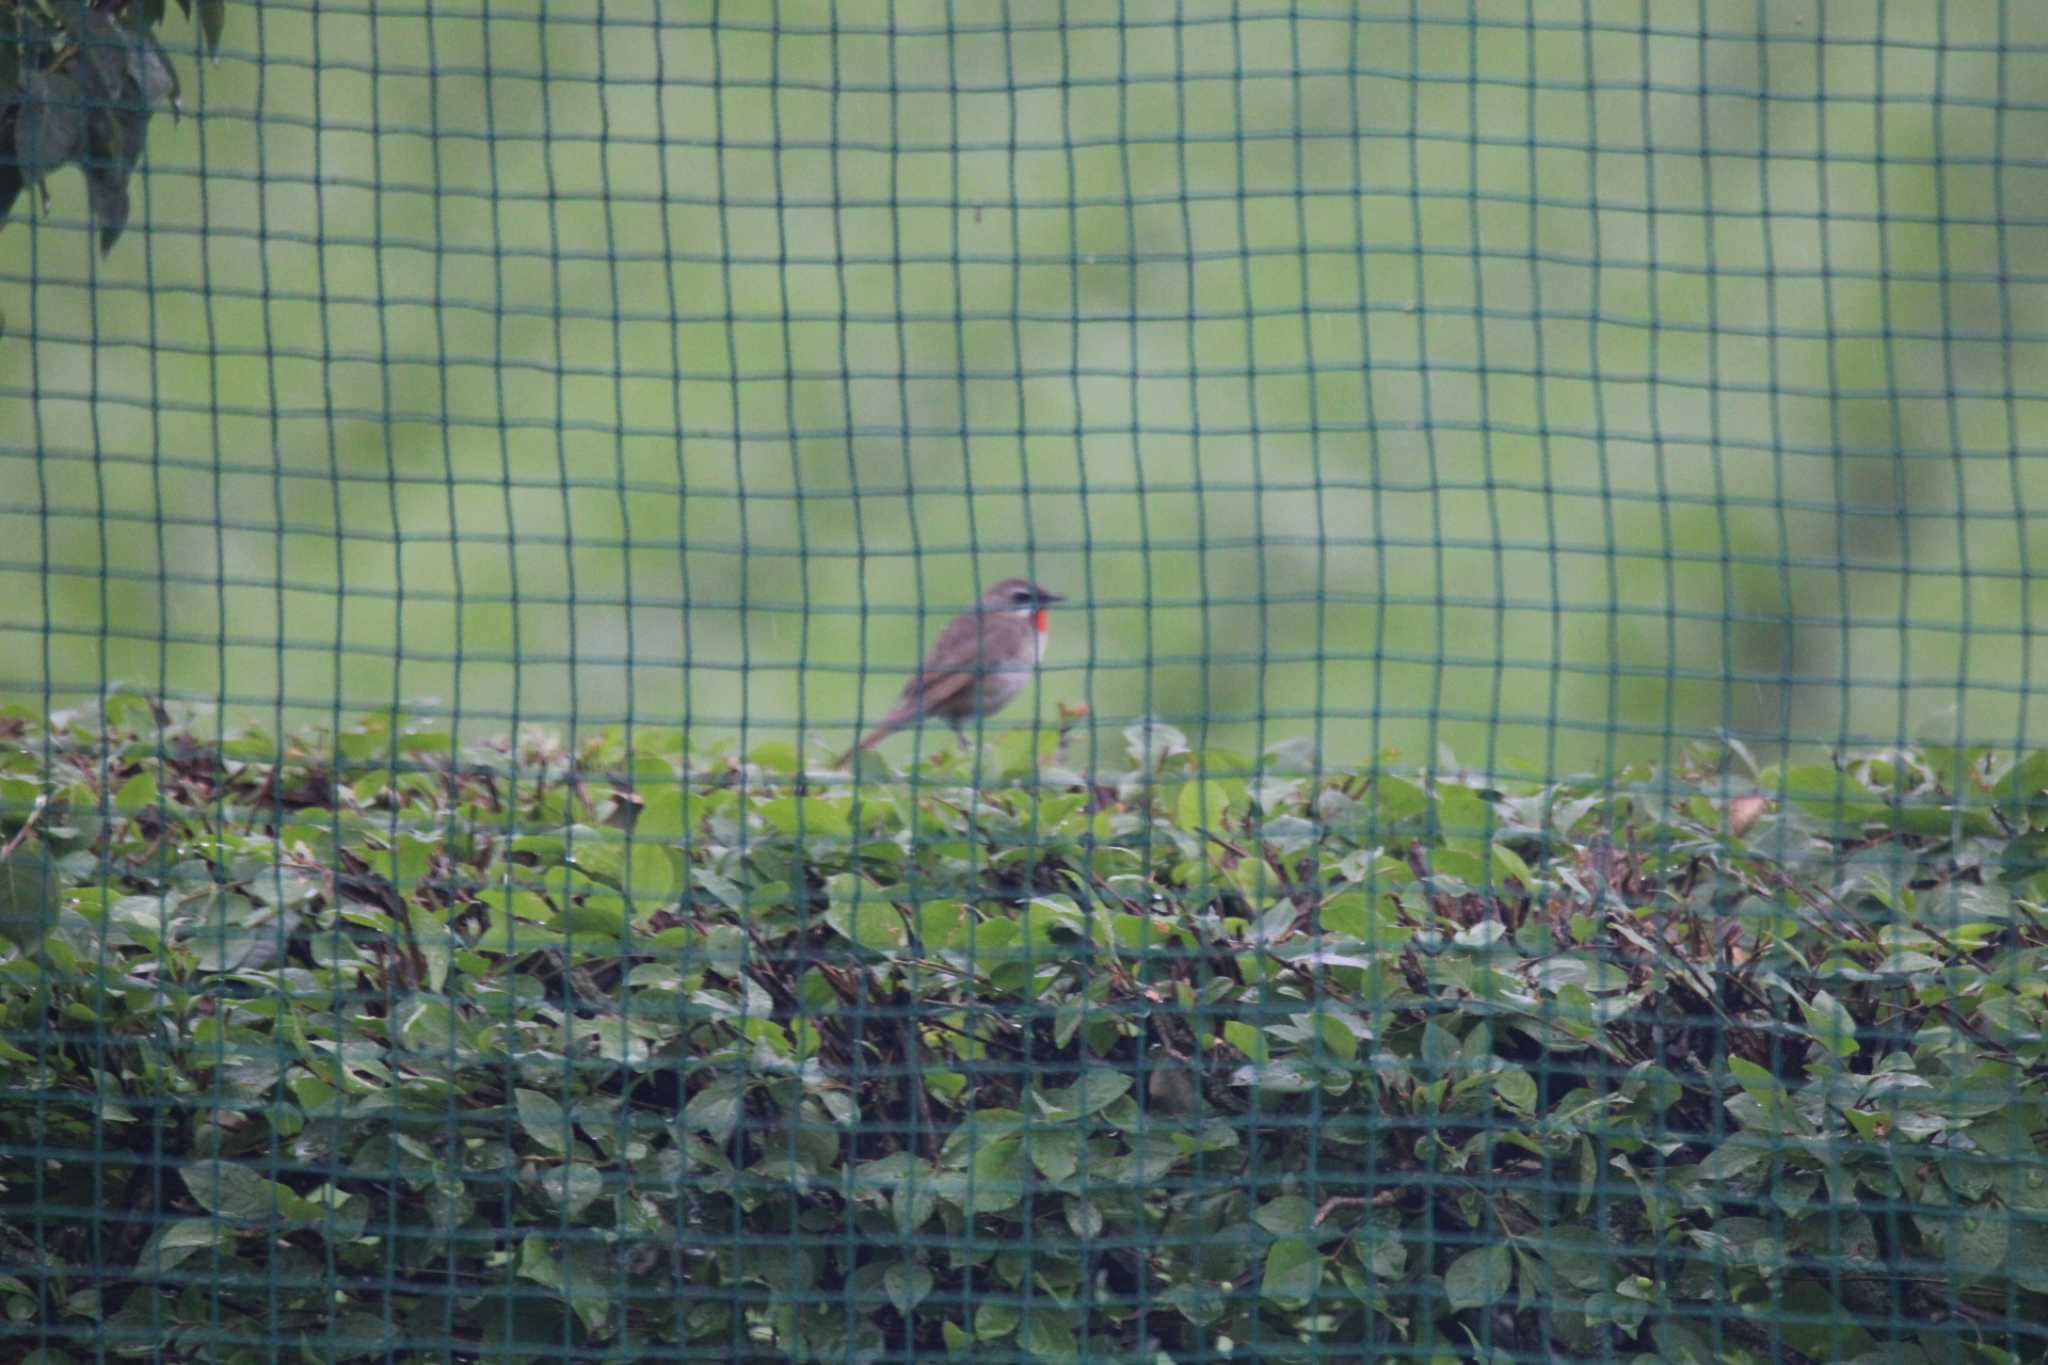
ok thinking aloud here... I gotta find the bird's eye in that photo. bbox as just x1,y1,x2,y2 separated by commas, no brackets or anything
1011,588,1032,603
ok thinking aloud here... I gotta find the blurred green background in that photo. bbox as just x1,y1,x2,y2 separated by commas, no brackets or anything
3,0,2046,777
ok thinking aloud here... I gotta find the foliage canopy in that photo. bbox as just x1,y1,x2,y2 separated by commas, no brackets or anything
0,0,222,254
1,695,2045,1362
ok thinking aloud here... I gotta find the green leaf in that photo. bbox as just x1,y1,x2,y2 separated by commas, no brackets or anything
757,794,851,839
557,895,631,941
538,1162,603,1216
1651,1321,1722,1365
1223,1019,1268,1064
567,834,678,905
514,1088,571,1154
584,1014,651,1063
1162,1280,1227,1326
1772,1279,1874,1359
181,1161,315,1226
748,740,801,775
1995,750,2048,822
1063,1069,1131,1114
635,787,704,841
1124,720,1188,772
1781,765,1887,829
137,1217,228,1274
1726,1055,1783,1099
1317,890,1377,939
1696,1134,1775,1181
1420,1019,1459,1075
1918,882,2014,926
468,913,564,955
974,1301,1020,1340
1370,775,1431,824
1799,990,1858,1059
683,1076,746,1143
1490,839,1535,889
1017,1308,1078,1362
1028,1127,1080,1182
1177,778,1236,831
883,1261,933,1314
892,1176,936,1235
1494,1066,1538,1114
966,1135,1028,1213
199,0,225,54
825,877,907,953
115,770,159,813
993,725,1060,774
1253,1195,1316,1236
1443,1242,1512,1310
1260,1236,1323,1304
1312,1009,1360,1061
0,846,59,949
916,898,971,950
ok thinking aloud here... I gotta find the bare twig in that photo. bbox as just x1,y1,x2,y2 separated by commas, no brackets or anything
0,795,48,862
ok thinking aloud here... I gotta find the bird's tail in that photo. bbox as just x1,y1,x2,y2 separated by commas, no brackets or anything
834,712,907,768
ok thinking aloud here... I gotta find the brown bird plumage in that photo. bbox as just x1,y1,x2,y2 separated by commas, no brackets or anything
837,577,1065,765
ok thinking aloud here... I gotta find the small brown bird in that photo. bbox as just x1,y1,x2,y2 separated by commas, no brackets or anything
838,577,1065,765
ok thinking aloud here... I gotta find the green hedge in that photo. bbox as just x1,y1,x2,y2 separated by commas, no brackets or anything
1,694,2045,1363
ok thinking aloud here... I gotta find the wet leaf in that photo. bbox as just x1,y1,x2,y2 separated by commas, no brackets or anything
86,158,132,255
882,1262,932,1314
0,15,19,101
0,845,58,948
129,32,181,117
1260,1237,1322,1304
199,0,226,55
1444,1242,1512,1310
16,70,85,189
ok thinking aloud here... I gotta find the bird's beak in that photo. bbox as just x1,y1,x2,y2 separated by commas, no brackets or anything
1037,589,1066,605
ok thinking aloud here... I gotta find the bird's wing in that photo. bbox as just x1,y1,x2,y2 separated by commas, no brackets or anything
896,611,990,711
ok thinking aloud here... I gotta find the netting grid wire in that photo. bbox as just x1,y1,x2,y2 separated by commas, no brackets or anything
1,2,2045,1363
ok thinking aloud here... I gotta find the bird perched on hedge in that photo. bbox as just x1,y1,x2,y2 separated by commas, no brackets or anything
838,577,1065,765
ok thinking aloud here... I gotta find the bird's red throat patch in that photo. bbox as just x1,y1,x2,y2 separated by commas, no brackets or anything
1033,609,1049,634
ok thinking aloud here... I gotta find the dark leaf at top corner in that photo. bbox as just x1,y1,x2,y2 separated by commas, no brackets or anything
199,0,224,55
15,70,86,191
0,15,19,102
